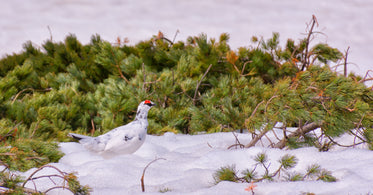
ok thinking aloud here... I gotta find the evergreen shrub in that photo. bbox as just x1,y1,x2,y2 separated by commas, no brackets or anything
0,26,372,173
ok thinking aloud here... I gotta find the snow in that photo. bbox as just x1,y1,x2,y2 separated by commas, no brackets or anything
20,131,373,194
2,0,373,194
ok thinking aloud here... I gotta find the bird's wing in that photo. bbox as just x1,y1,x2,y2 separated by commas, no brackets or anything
103,121,143,152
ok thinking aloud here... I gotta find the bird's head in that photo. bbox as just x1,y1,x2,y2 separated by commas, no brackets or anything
143,100,156,107
135,100,156,120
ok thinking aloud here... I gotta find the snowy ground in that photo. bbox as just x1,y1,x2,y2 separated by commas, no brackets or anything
22,131,373,194
2,0,373,194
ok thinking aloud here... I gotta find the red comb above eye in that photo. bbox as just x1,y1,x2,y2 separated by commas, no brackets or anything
144,100,151,104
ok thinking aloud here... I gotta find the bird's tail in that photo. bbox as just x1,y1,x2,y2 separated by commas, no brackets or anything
68,133,92,141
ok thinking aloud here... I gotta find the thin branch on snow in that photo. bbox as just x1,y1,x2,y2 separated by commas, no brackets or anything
21,164,80,194
228,132,245,149
141,157,166,192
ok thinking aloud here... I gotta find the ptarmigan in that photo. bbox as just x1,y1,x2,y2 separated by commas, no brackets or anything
68,100,156,155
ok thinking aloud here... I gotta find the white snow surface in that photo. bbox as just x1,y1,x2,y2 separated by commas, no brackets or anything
1,0,372,80
3,0,373,194
21,131,373,194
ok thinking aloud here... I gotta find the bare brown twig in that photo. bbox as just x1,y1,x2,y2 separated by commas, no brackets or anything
343,46,350,77
141,157,166,192
109,49,129,83
359,70,373,89
0,122,22,142
245,94,280,148
193,64,213,105
228,132,245,149
20,164,83,194
11,88,52,104
301,15,318,71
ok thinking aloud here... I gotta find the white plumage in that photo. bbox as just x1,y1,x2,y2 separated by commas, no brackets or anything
68,100,156,155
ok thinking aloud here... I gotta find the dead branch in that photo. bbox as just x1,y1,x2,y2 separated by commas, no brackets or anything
245,127,272,148
116,63,130,83
29,120,40,139
44,186,74,194
109,49,129,83
11,88,52,104
359,70,373,88
155,31,174,45
348,129,366,143
47,25,53,41
22,165,66,188
193,64,213,105
172,30,180,43
249,100,265,119
142,63,146,90
0,163,61,194
227,132,245,149
141,157,166,192
324,133,365,148
0,161,9,173
265,95,280,113
20,164,83,194
245,94,279,148
264,133,275,147
0,122,22,142
343,46,350,77
270,128,282,141
90,118,96,136
241,61,248,75
244,100,265,148
352,114,366,146
273,121,323,149
301,15,318,71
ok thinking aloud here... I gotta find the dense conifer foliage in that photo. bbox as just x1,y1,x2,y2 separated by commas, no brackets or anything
0,29,372,173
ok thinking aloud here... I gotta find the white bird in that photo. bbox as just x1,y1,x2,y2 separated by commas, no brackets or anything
68,100,156,155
